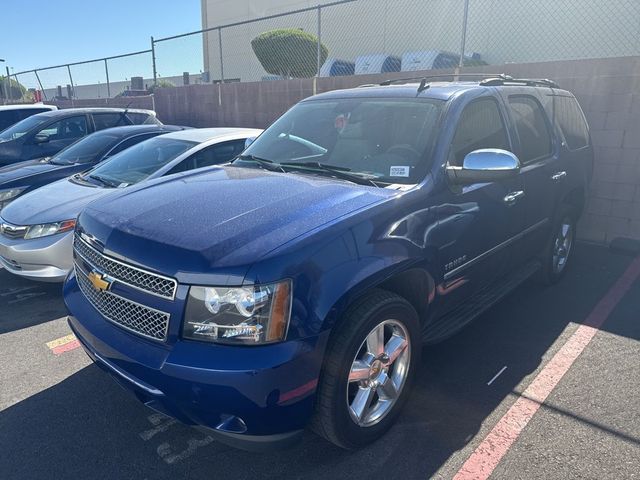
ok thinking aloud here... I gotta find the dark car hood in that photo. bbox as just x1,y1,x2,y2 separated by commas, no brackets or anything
0,158,80,185
80,166,396,279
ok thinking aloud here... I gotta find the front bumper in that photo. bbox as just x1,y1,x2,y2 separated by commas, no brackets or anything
0,230,73,282
64,272,328,451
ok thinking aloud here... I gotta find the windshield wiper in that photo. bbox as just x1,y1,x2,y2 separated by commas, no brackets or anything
87,174,120,188
281,161,380,187
234,154,286,172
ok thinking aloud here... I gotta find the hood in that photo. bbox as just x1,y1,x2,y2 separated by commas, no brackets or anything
1,177,113,225
79,166,396,277
0,158,82,185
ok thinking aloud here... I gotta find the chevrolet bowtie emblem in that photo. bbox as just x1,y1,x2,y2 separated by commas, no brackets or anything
87,270,112,292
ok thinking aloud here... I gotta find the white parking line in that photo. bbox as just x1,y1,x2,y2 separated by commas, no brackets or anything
487,366,507,386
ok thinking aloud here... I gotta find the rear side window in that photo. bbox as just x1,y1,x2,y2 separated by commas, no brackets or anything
508,96,553,163
168,140,246,175
450,98,509,166
126,112,158,125
0,111,18,131
105,132,161,158
554,96,589,150
93,113,127,131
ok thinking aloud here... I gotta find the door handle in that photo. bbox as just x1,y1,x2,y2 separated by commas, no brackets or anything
504,190,525,205
551,171,567,181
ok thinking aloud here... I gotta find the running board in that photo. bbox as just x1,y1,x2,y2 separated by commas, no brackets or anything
423,260,542,344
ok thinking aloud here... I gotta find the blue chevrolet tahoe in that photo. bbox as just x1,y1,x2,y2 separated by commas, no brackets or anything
64,75,593,450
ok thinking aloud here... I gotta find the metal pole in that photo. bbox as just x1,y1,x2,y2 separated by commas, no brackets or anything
218,27,224,83
67,64,75,106
33,70,47,101
457,0,470,72
316,5,322,77
151,36,158,84
6,66,11,102
104,58,111,98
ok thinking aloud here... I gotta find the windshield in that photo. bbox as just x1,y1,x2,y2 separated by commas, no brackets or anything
51,132,121,165
240,98,443,185
82,136,196,187
0,114,47,142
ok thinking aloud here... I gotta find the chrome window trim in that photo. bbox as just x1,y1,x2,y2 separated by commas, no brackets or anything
75,264,170,342
443,218,549,281
74,233,178,300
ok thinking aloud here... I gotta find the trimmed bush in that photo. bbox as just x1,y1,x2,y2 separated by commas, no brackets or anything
251,28,328,78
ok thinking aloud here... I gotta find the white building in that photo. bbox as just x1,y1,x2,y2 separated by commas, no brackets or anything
200,0,638,82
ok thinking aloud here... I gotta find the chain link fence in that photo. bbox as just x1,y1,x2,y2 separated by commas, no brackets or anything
4,0,640,104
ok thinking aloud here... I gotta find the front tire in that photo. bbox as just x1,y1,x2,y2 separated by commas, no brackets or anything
311,289,421,449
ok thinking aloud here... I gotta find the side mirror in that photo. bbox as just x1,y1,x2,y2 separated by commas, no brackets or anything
244,137,257,149
34,133,50,144
446,149,520,184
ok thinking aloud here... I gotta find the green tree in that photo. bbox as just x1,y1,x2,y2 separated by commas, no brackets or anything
0,76,27,101
148,79,175,93
251,28,328,78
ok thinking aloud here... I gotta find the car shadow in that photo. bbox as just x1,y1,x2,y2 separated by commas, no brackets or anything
0,243,636,479
0,269,67,334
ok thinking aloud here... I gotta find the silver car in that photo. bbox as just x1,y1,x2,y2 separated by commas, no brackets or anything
0,128,262,282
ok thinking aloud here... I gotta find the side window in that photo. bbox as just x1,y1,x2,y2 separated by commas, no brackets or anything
166,140,246,175
450,98,510,166
508,96,553,163
0,111,18,131
37,115,87,141
106,133,160,157
16,108,48,121
126,113,156,125
554,96,589,150
93,113,127,131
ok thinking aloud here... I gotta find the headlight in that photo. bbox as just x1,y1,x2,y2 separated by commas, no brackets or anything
183,280,292,345
0,188,26,209
24,219,76,239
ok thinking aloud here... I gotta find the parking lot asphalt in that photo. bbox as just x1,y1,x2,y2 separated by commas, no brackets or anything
1,242,639,480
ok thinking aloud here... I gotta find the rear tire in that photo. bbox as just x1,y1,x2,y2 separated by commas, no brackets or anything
311,289,421,449
536,205,576,285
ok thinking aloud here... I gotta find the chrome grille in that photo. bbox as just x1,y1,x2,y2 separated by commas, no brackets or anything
74,234,177,299
76,265,169,341
0,221,28,240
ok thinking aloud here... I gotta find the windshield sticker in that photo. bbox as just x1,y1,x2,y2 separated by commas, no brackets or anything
390,166,411,177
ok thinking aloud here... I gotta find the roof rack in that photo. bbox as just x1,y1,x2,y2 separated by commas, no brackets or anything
369,73,559,89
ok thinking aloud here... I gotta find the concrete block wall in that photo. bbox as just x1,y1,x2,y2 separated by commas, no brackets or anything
83,56,640,245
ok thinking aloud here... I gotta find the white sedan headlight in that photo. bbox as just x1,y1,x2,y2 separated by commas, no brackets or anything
24,219,76,239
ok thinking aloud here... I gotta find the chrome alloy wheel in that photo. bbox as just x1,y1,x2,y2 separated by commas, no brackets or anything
346,320,411,427
552,217,574,275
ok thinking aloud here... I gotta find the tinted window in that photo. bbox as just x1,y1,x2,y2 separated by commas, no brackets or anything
37,115,88,141
0,114,47,141
0,111,18,131
15,108,49,121
554,96,589,150
242,98,443,184
508,96,553,163
83,137,195,187
106,132,161,157
126,112,158,125
191,140,245,169
450,98,509,166
51,132,120,165
93,112,127,131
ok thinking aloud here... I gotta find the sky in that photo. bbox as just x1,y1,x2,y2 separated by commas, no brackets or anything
0,0,202,89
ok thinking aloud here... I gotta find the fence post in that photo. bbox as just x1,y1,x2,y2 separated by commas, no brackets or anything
104,59,111,98
67,64,75,106
151,36,158,85
218,27,225,83
6,67,11,102
457,0,470,76
316,5,322,77
33,70,47,101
